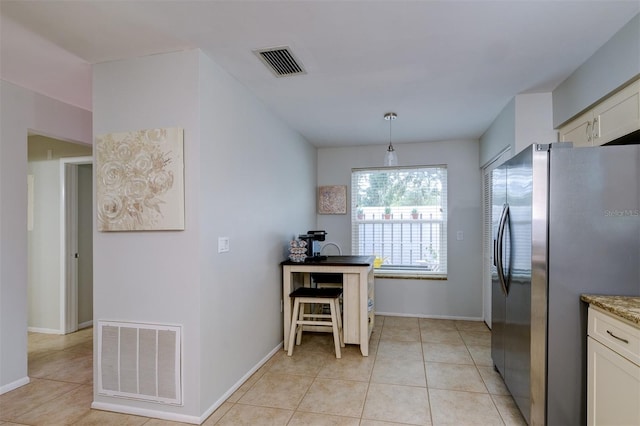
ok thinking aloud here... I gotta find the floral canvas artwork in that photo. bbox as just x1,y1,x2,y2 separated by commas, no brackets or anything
318,185,347,214
96,128,185,231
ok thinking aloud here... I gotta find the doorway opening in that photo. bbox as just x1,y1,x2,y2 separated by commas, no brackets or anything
27,136,93,335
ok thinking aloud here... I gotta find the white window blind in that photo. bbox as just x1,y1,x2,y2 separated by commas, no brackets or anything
351,166,447,276
482,166,494,321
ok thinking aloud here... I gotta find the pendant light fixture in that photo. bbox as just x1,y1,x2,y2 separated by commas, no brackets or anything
384,112,398,166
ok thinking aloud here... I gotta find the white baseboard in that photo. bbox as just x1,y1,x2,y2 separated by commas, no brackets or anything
375,312,485,322
0,376,30,395
78,320,93,329
29,324,93,334
27,326,62,334
91,402,201,425
197,341,283,424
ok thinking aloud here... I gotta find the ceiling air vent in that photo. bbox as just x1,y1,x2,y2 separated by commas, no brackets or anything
254,46,306,77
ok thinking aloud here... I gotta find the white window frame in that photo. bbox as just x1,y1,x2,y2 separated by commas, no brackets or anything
351,166,448,279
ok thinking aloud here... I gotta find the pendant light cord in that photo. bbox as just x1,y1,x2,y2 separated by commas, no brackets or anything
388,117,393,151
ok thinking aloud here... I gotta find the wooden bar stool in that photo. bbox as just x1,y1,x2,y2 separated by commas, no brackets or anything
287,287,344,358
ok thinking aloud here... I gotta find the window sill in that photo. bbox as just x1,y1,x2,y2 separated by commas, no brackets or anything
373,270,447,280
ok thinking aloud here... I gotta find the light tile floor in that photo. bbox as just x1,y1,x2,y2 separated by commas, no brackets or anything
0,317,526,425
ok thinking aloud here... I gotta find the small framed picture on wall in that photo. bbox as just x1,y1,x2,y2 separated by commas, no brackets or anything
317,185,347,214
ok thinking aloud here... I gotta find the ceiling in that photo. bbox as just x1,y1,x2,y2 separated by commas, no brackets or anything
1,1,638,147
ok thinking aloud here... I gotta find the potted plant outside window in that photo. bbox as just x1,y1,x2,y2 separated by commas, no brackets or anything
357,208,364,220
384,206,392,220
411,208,419,219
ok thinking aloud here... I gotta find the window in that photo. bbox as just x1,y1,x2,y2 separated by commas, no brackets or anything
351,166,447,277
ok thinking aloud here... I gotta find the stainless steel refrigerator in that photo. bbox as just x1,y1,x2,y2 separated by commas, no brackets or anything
491,143,640,425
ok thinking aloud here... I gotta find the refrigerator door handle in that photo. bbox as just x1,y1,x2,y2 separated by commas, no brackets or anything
496,203,510,296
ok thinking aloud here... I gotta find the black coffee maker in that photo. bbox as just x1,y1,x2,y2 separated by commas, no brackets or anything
298,230,327,261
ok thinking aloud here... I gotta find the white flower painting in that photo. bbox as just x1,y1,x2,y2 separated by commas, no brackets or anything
96,128,185,231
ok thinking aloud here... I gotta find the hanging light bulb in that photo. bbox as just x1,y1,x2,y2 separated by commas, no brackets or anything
384,112,398,166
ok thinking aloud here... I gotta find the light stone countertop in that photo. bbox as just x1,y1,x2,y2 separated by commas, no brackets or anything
581,294,640,328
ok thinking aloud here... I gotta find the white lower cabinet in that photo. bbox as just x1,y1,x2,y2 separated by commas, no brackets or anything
587,307,640,426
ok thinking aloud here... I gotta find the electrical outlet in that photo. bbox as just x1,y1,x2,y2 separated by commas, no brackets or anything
218,237,230,253
456,231,464,241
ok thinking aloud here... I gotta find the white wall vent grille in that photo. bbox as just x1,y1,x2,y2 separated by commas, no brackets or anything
254,46,306,77
97,320,182,405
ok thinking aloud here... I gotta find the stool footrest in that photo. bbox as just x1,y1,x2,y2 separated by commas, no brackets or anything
295,320,334,326
301,313,332,319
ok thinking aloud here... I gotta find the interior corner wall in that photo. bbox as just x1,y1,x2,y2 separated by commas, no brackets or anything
317,140,482,319
480,98,515,167
553,13,640,127
196,51,316,414
0,80,91,392
480,92,554,167
92,50,203,419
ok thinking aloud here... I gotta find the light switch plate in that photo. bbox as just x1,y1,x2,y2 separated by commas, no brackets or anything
218,237,230,253
456,231,464,241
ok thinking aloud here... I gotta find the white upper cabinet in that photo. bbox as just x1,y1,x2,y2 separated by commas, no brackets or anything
559,109,593,147
559,78,640,147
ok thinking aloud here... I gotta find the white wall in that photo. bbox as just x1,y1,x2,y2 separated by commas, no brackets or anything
514,93,556,153
93,50,203,419
0,80,91,393
27,159,61,330
553,13,640,127
480,98,515,167
197,51,316,413
480,93,555,167
317,140,483,319
93,49,316,421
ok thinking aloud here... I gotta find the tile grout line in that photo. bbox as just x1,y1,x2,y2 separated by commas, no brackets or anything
358,316,384,424
419,318,435,426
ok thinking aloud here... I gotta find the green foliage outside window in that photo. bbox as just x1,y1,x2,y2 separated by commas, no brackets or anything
355,168,444,208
